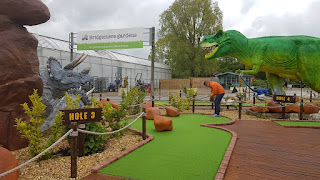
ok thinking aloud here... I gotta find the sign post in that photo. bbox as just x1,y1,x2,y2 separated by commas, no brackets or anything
62,108,102,178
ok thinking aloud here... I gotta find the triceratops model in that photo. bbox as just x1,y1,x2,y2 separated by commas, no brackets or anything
40,54,94,130
201,29,320,95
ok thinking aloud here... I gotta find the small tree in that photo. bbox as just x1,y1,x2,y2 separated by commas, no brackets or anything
15,89,65,159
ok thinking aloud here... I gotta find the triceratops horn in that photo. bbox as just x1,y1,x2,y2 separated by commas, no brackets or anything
74,54,88,68
86,87,95,96
64,53,86,69
81,67,91,74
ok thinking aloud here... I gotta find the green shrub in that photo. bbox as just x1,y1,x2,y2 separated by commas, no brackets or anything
15,89,65,160
169,91,185,111
84,122,106,155
121,87,147,115
101,101,127,138
182,87,197,110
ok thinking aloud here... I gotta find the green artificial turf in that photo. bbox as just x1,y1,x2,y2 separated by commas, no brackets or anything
154,101,170,105
154,100,266,106
99,114,232,180
274,121,320,126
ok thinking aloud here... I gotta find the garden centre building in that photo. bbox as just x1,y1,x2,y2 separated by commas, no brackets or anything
33,33,172,91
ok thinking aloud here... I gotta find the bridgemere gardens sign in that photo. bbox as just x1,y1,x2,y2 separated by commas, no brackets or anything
77,27,143,50
62,108,102,125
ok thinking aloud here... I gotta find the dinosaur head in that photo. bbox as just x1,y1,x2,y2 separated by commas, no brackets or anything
47,54,93,97
201,29,231,60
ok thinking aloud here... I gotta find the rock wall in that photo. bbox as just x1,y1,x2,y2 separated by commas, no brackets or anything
0,0,50,150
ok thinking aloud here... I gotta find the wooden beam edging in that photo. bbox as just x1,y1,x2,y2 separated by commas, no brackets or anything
200,124,238,180
90,128,154,173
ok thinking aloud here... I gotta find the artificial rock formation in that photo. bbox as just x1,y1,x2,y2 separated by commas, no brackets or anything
285,104,300,113
154,116,173,132
146,107,161,120
166,106,180,117
303,103,319,114
99,99,119,110
250,105,269,113
0,147,20,180
266,101,283,113
142,101,157,109
0,0,50,150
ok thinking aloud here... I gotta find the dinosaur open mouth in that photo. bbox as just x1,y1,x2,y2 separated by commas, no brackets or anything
203,43,219,59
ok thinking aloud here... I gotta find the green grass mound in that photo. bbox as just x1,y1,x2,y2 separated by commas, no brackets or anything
274,121,320,127
99,114,232,180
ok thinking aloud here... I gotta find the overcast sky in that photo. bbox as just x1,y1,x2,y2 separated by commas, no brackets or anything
27,0,320,59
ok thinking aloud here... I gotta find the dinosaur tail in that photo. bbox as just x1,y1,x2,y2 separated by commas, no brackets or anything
239,75,255,92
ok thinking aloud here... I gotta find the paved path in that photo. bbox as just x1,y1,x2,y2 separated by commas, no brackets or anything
221,120,320,180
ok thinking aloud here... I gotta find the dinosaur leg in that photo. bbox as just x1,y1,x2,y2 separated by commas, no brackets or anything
266,73,285,95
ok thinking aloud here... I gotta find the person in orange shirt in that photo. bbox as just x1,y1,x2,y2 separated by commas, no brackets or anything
204,81,225,117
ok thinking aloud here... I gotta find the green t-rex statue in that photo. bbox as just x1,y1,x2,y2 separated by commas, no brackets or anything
201,29,320,95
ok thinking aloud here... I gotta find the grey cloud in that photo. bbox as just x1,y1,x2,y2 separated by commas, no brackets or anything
243,1,320,38
27,0,174,59
240,0,256,14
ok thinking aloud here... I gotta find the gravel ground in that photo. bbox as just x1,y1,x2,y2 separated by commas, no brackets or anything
12,131,142,180
11,109,269,180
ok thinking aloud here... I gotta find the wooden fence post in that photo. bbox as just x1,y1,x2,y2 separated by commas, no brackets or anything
253,93,256,105
78,123,85,157
310,90,312,103
282,104,286,119
239,102,242,120
300,99,303,120
211,99,214,110
159,81,161,101
192,96,195,114
142,108,146,140
70,122,78,178
152,96,154,107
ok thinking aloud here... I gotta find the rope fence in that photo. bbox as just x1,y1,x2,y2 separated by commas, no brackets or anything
78,112,144,135
0,112,146,179
0,129,73,178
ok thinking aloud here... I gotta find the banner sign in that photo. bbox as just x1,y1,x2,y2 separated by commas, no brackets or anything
62,108,102,125
77,27,143,50
273,95,296,103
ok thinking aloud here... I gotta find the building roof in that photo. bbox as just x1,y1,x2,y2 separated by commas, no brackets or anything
215,72,253,77
32,33,170,70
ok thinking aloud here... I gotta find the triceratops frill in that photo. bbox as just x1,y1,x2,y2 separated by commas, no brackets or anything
40,54,94,131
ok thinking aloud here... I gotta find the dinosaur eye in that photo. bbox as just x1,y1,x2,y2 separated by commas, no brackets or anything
67,73,72,77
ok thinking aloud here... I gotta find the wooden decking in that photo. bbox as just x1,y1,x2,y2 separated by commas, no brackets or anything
83,120,320,180
221,120,320,180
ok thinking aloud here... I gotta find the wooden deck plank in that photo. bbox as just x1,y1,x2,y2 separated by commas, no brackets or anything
222,120,320,180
